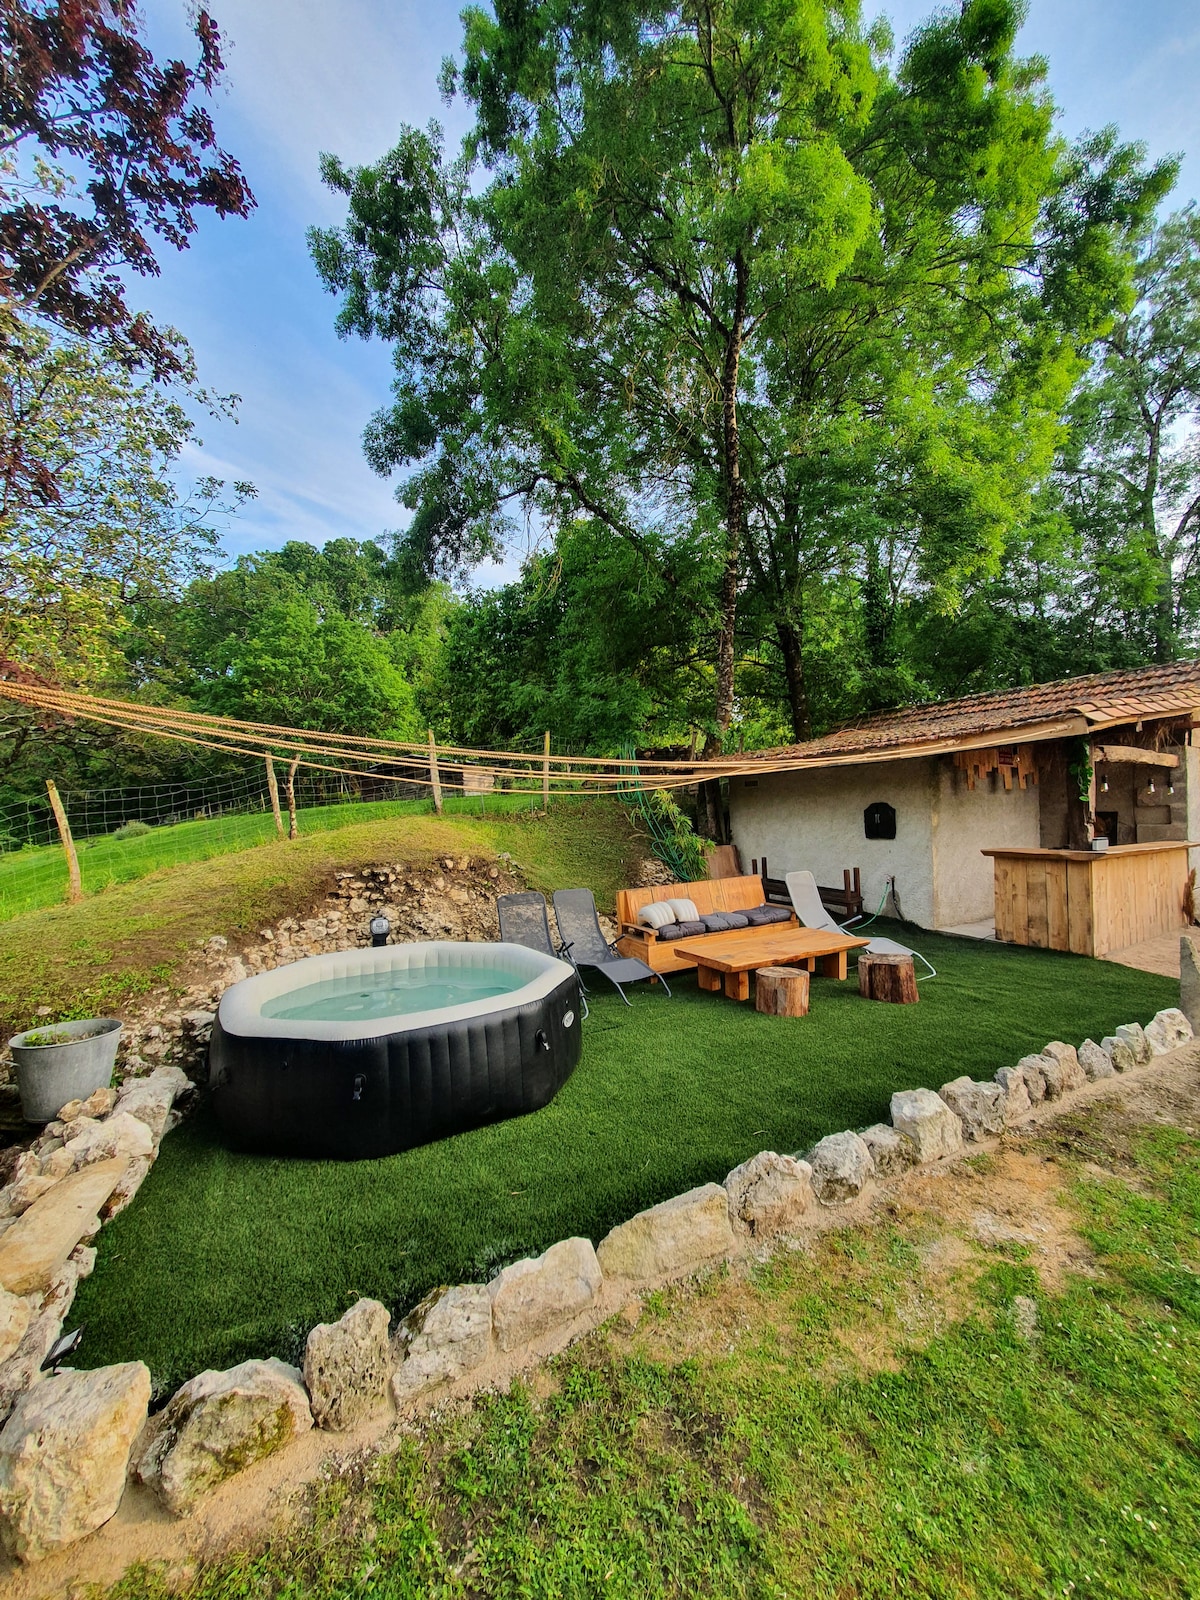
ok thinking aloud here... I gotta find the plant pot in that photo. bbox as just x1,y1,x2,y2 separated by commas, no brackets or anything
8,1018,122,1125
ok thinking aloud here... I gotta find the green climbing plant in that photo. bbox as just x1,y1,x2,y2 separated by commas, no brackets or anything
1068,738,1094,804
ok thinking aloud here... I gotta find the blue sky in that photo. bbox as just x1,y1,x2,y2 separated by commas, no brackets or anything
140,0,1200,571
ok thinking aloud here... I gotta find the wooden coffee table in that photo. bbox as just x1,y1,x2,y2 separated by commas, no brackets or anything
674,927,870,1002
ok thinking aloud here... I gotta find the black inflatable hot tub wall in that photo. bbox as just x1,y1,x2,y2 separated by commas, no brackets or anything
209,968,582,1159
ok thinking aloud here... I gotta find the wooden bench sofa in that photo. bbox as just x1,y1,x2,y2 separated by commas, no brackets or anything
614,875,799,975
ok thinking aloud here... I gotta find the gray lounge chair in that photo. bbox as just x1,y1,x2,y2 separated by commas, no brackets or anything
552,888,671,1006
785,871,936,980
497,891,589,1017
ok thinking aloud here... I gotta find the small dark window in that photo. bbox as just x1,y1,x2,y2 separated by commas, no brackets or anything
864,801,896,840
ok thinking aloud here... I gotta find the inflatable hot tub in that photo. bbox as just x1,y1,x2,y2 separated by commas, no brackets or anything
209,941,582,1158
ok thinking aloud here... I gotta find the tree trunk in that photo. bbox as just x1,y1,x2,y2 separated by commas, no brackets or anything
1142,419,1175,662
776,618,811,741
696,778,726,843
858,952,918,1004
711,252,748,740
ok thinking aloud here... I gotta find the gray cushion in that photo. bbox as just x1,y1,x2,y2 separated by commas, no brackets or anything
742,905,792,927
656,919,705,941
637,900,676,930
700,913,736,932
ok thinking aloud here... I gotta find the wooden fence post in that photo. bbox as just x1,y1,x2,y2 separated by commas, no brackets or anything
265,754,285,839
286,753,301,839
543,730,551,810
45,780,82,904
428,730,443,814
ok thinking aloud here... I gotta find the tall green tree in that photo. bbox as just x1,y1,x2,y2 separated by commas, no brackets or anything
1050,207,1200,662
313,0,1169,754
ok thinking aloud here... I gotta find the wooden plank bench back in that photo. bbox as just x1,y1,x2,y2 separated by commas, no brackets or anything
615,875,796,974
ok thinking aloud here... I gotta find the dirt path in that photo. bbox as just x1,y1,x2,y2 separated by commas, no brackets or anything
4,1045,1197,1599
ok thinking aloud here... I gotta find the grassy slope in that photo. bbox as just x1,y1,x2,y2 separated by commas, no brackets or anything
110,1105,1200,1600
0,795,557,922
74,925,1174,1396
0,798,636,1037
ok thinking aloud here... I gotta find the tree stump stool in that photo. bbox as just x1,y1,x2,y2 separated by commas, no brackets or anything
857,951,919,1003
755,965,810,1017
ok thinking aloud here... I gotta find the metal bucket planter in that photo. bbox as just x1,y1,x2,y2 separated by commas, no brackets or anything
8,1018,122,1124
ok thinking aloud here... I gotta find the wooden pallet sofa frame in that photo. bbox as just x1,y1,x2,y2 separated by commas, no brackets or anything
614,875,799,975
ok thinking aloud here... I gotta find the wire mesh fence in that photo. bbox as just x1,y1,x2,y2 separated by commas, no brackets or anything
0,765,437,923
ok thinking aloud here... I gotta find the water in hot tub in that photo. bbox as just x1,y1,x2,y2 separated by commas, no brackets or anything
260,965,525,1023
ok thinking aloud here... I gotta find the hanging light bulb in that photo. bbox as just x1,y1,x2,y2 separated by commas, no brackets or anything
1100,773,1109,793
1168,780,1176,795
1147,776,1156,796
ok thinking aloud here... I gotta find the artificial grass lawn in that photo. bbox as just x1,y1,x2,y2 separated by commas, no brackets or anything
0,799,636,1037
108,1105,1200,1599
74,923,1176,1397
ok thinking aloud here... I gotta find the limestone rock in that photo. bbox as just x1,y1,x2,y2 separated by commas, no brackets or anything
488,1238,602,1351
889,1088,965,1164
0,1159,126,1295
0,1362,150,1562
596,1184,737,1279
1181,934,1200,1032
993,1066,1033,1124
1114,1023,1152,1066
859,1125,917,1177
1015,1055,1049,1103
55,1087,117,1123
115,1066,189,1142
3,1175,58,1217
0,1155,39,1216
1144,1007,1193,1055
1100,1035,1137,1073
804,1131,875,1204
0,1291,30,1366
136,1358,312,1515
939,1078,1006,1141
60,1111,154,1172
1038,1045,1086,1099
100,1156,153,1220
1077,1039,1115,1081
0,1258,86,1424
0,1308,60,1426
391,1284,492,1403
304,1298,390,1430
38,1148,74,1181
723,1151,814,1234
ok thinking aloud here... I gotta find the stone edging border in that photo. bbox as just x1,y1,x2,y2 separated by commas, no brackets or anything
0,1006,1193,1564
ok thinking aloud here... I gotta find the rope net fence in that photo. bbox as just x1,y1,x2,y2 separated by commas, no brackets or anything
0,676,825,921
0,766,444,922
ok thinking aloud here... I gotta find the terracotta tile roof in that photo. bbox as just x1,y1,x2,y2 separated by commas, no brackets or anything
752,660,1200,766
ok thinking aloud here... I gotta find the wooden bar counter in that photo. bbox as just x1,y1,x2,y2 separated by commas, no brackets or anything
981,842,1197,958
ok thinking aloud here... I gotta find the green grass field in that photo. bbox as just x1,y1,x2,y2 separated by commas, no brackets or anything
108,1101,1200,1600
73,924,1175,1398
0,792,559,922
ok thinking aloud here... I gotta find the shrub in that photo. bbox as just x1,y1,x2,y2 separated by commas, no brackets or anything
112,819,153,840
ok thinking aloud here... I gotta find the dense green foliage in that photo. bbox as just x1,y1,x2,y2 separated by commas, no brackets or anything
311,0,1179,748
74,923,1171,1396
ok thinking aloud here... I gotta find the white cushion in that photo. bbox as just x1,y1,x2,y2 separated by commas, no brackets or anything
668,897,700,922
637,900,677,929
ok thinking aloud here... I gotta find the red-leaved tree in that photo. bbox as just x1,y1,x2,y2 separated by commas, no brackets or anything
0,0,254,376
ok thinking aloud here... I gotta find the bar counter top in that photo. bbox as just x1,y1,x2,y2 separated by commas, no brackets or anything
982,841,1199,863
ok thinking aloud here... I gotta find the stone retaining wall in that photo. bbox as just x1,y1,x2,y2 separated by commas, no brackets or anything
0,971,1194,1563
